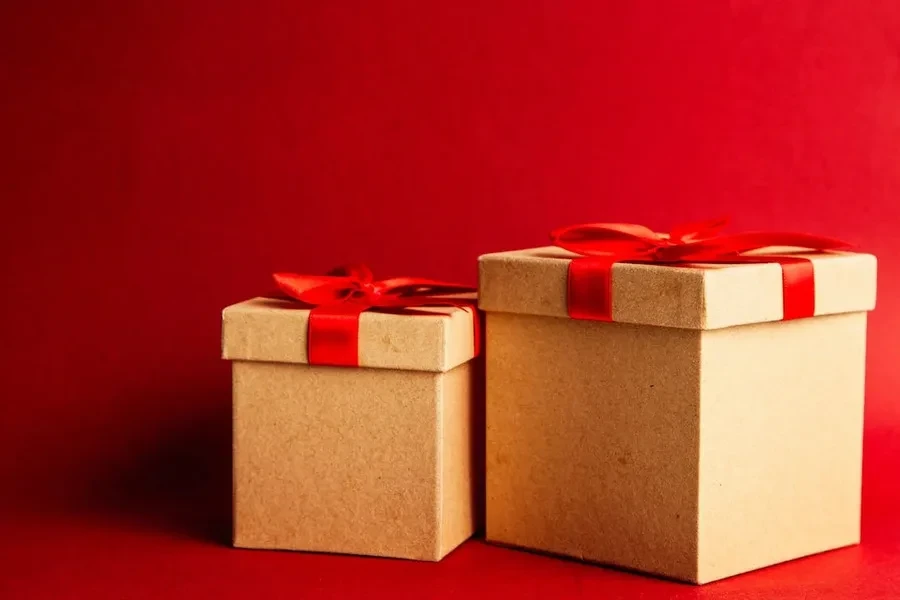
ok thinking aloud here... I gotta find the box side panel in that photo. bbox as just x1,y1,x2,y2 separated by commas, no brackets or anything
485,313,702,582
437,361,481,558
697,313,867,583
232,361,442,560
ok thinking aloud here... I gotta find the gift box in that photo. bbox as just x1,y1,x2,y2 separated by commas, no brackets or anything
477,221,877,583
222,267,481,561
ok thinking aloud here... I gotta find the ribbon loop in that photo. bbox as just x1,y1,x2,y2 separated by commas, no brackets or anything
668,217,729,244
550,223,663,258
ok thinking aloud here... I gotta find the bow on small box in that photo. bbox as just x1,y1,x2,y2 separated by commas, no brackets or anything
273,264,479,367
550,218,850,322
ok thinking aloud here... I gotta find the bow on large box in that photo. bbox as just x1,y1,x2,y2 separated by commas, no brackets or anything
273,264,480,367
550,218,849,322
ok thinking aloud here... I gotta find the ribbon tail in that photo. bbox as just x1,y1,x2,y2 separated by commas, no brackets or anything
375,278,476,299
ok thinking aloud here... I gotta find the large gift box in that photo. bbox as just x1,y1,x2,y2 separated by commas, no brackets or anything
222,266,481,561
478,221,877,583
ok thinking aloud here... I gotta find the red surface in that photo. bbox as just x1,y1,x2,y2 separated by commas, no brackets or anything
2,1,899,598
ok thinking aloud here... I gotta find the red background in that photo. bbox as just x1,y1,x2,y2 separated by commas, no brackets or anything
2,1,899,598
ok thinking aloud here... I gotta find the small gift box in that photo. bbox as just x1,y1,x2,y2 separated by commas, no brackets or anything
222,265,481,561
478,220,877,583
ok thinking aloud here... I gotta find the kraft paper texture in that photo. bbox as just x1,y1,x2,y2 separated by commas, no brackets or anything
223,295,480,561
232,359,479,561
223,297,476,372
478,246,876,329
480,246,874,583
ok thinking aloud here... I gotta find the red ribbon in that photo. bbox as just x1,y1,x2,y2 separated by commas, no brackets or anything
550,218,849,322
272,264,480,367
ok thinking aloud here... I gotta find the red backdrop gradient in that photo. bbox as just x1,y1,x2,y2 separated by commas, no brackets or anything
2,2,899,598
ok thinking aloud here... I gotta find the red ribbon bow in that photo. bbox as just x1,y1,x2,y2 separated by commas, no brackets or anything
550,218,849,322
273,264,479,367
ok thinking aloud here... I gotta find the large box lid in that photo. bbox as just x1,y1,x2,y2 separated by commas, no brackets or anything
478,247,876,330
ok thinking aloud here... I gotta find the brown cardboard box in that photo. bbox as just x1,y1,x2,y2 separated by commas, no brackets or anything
478,246,877,583
222,297,481,561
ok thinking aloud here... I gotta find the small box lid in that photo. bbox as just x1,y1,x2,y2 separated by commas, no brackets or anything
222,296,477,372
478,247,876,330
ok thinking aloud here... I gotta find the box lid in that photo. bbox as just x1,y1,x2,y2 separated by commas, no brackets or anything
478,247,876,330
222,297,477,372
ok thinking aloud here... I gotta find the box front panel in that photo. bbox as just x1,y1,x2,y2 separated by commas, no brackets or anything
233,361,441,560
697,312,867,583
486,313,702,581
